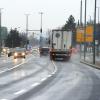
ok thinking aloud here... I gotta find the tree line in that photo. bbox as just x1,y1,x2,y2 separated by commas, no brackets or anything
61,15,76,46
5,28,28,48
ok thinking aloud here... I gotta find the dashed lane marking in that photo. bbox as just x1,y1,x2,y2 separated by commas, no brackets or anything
31,82,40,87
0,57,34,75
48,74,52,77
0,99,8,100
14,89,26,95
40,77,48,82
0,62,25,74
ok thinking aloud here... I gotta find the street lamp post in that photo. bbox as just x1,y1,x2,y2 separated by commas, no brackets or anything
96,7,100,24
80,0,82,26
93,0,97,64
79,0,83,59
39,12,43,34
25,14,30,49
39,12,43,47
84,0,87,61
0,8,3,56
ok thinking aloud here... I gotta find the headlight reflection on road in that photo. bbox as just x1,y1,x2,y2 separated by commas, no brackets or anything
13,70,26,80
14,52,18,56
13,58,18,64
22,58,25,63
3,60,6,63
13,58,25,64
22,52,25,56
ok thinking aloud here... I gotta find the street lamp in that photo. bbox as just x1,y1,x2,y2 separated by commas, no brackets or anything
25,14,30,49
0,8,3,56
93,0,97,64
84,0,87,61
96,7,100,24
39,12,43,47
80,0,82,26
39,12,43,34
79,0,83,59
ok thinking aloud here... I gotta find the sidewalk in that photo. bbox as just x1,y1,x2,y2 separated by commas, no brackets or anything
80,59,100,70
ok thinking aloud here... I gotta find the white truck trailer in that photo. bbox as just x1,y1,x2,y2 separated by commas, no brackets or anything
49,30,72,61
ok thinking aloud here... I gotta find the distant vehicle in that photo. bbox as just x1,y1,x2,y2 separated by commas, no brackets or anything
8,48,14,57
39,47,49,56
49,30,72,61
2,47,9,55
32,47,39,52
13,48,26,59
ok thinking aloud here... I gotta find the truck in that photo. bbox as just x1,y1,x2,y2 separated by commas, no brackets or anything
49,29,72,61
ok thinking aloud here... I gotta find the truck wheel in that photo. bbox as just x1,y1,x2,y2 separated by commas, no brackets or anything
64,57,68,61
66,56,70,61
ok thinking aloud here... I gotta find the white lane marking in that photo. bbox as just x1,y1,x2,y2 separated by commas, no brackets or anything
52,61,57,74
31,82,40,87
48,74,52,77
0,99,8,100
40,77,47,82
9,62,25,70
0,56,34,75
0,62,25,74
0,55,34,74
14,89,26,95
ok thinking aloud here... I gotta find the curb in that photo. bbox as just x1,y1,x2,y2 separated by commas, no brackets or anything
80,60,100,70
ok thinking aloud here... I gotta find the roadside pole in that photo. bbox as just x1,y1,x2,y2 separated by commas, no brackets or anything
0,8,3,57
84,0,87,61
39,12,43,48
80,0,82,59
25,14,30,50
93,0,97,64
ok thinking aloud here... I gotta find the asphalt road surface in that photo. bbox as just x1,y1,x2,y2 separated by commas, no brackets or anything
0,52,100,100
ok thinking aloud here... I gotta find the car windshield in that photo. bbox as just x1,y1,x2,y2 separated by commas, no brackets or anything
0,0,100,100
14,48,26,52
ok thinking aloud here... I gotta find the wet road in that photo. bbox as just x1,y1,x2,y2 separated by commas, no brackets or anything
21,54,100,100
0,53,54,100
0,53,100,100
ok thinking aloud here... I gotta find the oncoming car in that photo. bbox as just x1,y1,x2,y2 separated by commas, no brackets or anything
2,47,10,55
13,48,26,59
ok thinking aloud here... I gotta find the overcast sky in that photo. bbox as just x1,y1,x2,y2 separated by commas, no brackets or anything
0,0,100,32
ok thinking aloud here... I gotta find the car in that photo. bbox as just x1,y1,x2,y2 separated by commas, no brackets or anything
39,47,49,56
8,48,14,57
32,47,39,53
2,47,10,55
13,48,26,59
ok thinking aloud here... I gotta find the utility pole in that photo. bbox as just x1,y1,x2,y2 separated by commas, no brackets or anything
25,14,30,49
80,0,83,59
39,12,43,47
80,0,82,26
0,8,3,56
84,0,87,61
93,0,97,64
96,7,100,24
89,16,91,24
39,12,43,34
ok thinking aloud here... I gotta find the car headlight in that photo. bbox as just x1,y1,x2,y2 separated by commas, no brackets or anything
3,49,6,52
22,52,25,56
14,53,18,56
